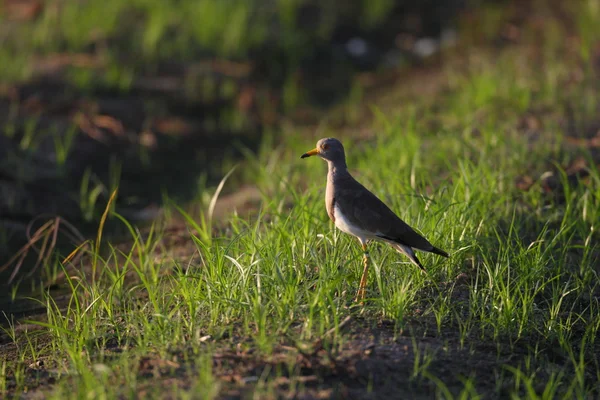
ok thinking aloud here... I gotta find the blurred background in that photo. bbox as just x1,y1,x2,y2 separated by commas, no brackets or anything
0,0,597,282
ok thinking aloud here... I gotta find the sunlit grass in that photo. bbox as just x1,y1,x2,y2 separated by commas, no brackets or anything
9,77,599,398
2,2,600,398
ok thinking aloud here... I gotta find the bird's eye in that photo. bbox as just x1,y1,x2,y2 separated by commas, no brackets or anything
321,143,329,150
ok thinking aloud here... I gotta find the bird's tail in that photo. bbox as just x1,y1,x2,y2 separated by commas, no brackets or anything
393,243,427,273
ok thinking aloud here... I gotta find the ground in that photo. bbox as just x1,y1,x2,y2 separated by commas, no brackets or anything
1,1,600,399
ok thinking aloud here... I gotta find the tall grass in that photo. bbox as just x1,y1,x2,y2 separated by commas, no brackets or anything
3,2,600,398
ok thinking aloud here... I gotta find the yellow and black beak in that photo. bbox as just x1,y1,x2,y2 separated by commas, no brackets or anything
300,148,319,159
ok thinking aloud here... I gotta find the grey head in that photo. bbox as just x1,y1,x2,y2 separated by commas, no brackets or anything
300,137,347,167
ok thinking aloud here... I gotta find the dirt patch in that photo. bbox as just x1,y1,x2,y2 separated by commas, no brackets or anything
2,1,599,398
0,315,565,399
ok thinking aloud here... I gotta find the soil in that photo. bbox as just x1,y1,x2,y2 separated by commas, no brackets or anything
0,312,550,399
2,0,600,398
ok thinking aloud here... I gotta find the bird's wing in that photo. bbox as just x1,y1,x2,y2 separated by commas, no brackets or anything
335,177,435,251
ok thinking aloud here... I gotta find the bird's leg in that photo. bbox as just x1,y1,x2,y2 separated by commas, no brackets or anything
355,242,370,303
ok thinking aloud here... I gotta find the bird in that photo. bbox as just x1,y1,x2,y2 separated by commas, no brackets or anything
301,137,449,302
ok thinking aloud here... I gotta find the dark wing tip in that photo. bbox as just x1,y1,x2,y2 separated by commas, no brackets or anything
377,233,450,258
432,246,449,258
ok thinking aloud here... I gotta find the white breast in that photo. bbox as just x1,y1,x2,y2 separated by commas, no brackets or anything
334,204,374,242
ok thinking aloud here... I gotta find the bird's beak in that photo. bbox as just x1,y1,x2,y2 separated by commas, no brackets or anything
301,148,319,159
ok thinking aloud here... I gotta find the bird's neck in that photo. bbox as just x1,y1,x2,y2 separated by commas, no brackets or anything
325,161,348,222
327,161,348,180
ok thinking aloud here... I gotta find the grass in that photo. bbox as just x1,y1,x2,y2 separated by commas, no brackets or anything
2,1,600,399
0,0,396,85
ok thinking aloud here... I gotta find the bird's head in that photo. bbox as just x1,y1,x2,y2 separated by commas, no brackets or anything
301,137,346,165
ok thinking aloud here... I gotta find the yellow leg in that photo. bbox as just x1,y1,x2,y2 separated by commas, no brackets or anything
355,243,370,303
